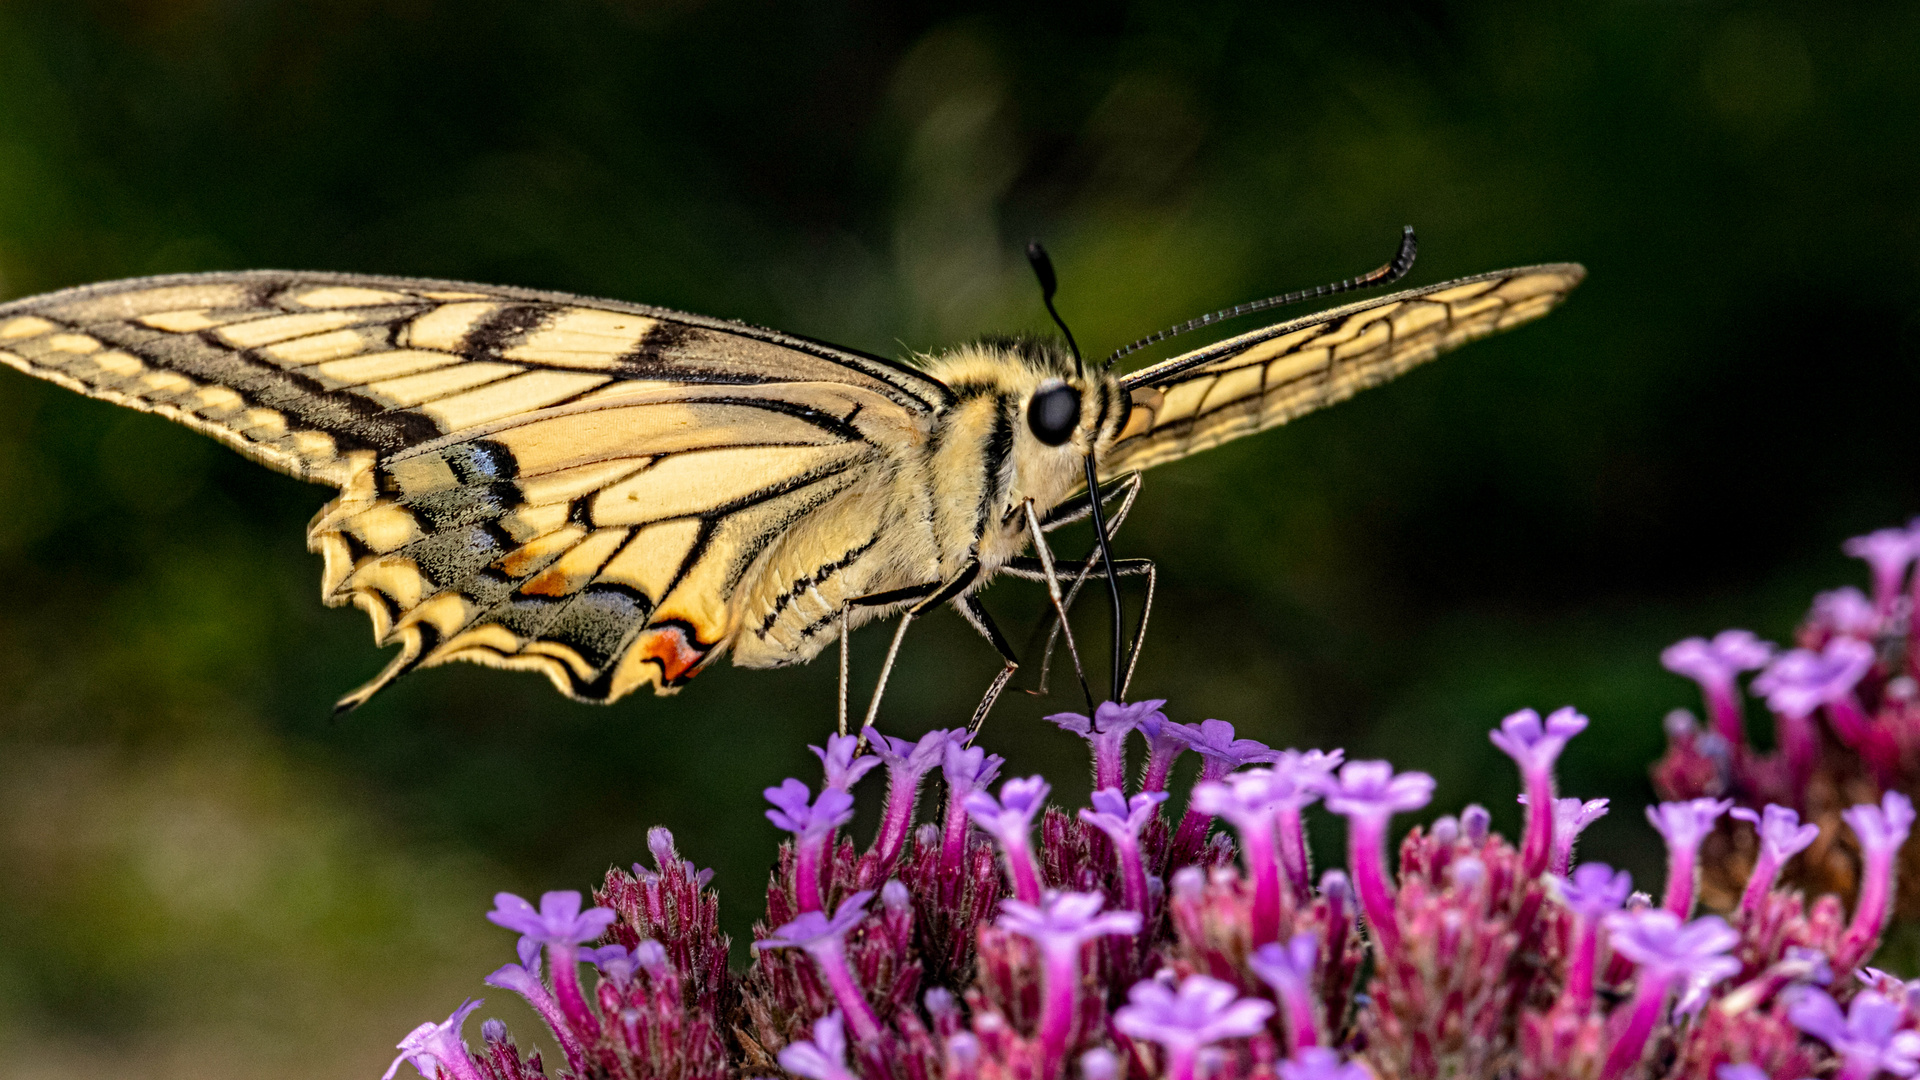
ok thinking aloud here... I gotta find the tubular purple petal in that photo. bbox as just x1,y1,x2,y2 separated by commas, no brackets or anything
1113,975,1275,1080
1646,798,1732,917
1836,791,1916,971
966,775,1051,904
811,733,882,791
383,998,487,1080
1843,527,1919,618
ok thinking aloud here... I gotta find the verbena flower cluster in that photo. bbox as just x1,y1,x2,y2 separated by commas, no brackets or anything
383,522,1920,1080
1655,519,1920,919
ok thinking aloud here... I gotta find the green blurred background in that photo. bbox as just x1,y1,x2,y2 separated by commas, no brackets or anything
0,1,1916,1075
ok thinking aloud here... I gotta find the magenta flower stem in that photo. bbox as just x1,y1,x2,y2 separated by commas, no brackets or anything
871,773,923,873
1114,837,1150,914
546,943,603,1047
1566,916,1600,1016
1170,806,1211,858
1242,817,1284,945
1836,841,1897,972
1662,840,1696,918
1520,769,1555,879
1825,693,1872,747
940,788,971,881
1038,943,1081,1078
1346,814,1400,954
806,938,884,1043
1739,851,1783,920
1093,734,1125,793
1838,1060,1881,1080
1163,1044,1200,1080
1276,805,1312,904
795,834,830,913
1002,834,1045,905
1599,970,1674,1080
1702,676,1746,749
1828,695,1899,783
1777,711,1819,791
1141,746,1179,794
1273,975,1317,1053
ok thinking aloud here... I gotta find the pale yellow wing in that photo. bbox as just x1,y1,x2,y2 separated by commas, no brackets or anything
1103,263,1585,476
0,271,944,707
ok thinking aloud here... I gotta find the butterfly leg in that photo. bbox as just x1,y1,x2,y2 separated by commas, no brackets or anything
860,610,916,738
837,608,852,737
1022,499,1097,713
1003,556,1156,698
955,593,1020,743
1020,473,1145,696
844,564,985,743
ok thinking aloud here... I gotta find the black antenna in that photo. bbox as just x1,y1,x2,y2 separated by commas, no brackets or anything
1026,240,1083,377
1102,225,1419,369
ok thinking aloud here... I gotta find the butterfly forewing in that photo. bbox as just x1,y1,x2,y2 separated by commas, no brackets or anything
0,271,940,706
1104,263,1585,477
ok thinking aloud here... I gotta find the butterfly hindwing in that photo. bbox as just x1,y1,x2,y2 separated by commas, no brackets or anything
0,271,937,706
1105,264,1585,476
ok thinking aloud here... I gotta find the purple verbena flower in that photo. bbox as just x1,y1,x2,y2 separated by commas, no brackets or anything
1600,910,1741,1080
1663,631,1775,750
1837,791,1916,971
1080,788,1169,913
1136,713,1191,793
1645,797,1732,917
1519,793,1610,876
765,778,856,912
1556,863,1631,1014
1814,587,1883,640
1277,1047,1372,1080
998,891,1143,1077
1171,718,1281,781
756,890,882,1042
1730,804,1821,919
1192,767,1302,944
1758,634,1873,768
384,998,485,1080
580,942,637,982
778,1010,861,1080
1112,974,1275,1080
1322,760,1434,954
1843,527,1919,619
1046,699,1160,791
1558,862,1633,920
1790,988,1920,1080
1249,932,1321,1053
1554,796,1609,875
486,890,616,1051
965,775,1051,903
866,728,955,874
1606,910,1742,983
487,890,617,947
1490,706,1588,877
1270,749,1341,903
483,938,586,1070
812,733,882,792
939,741,1004,877
1715,1067,1769,1080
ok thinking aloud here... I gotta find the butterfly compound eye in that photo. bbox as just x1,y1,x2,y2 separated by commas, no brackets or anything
1026,383,1081,446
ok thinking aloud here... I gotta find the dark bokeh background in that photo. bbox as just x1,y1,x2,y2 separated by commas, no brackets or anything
0,1,1916,1076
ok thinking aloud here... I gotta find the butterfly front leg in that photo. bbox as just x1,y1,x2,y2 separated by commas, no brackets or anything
1001,554,1156,700
842,560,991,740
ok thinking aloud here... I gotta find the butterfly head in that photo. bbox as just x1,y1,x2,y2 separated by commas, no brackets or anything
931,337,1135,454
